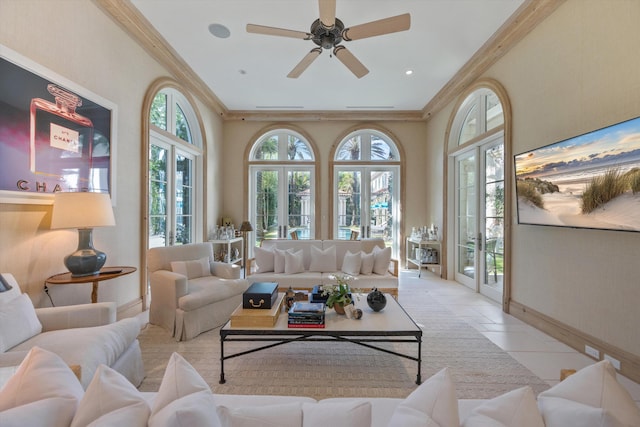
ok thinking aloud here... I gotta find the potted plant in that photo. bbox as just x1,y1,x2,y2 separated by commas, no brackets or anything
323,274,356,314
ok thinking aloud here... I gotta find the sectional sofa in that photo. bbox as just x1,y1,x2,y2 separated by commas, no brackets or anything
247,238,399,297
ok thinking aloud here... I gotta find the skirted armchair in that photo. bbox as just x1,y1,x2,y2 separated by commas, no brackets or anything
147,243,250,341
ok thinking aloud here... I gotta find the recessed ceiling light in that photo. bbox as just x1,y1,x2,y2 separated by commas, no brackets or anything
405,69,414,76
208,23,230,38
239,69,247,75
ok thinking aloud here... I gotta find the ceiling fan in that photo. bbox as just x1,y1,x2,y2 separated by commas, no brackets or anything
246,0,410,79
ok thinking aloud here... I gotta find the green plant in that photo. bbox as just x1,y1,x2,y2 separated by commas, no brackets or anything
323,274,355,308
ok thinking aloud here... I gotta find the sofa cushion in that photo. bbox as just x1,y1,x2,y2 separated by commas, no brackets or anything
372,246,392,275
0,293,42,352
309,246,337,272
179,278,249,311
11,317,141,388
171,257,211,279
302,400,371,427
342,251,362,276
462,386,543,427
285,250,305,274
360,251,375,275
387,367,459,427
254,247,275,273
0,347,84,427
149,352,220,427
537,360,640,427
217,402,302,427
71,364,149,427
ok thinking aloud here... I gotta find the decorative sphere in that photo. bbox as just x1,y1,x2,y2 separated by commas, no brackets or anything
353,308,363,319
367,288,387,312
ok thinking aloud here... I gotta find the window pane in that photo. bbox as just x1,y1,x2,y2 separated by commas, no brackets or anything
150,93,167,130
255,170,279,240
337,170,361,239
459,104,477,145
287,170,311,238
370,136,394,160
287,135,312,160
254,136,279,160
175,104,192,143
486,92,504,131
149,144,168,248
337,136,361,160
370,170,392,243
175,215,191,245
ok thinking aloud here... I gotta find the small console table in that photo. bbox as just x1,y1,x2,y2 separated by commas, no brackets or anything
46,266,136,304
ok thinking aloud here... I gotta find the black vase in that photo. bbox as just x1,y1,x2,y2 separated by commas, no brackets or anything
367,288,387,312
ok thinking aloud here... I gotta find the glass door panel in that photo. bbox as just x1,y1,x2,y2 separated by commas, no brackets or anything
149,144,168,248
175,152,193,245
455,152,477,289
336,170,361,240
369,170,392,245
253,169,279,241
287,170,311,239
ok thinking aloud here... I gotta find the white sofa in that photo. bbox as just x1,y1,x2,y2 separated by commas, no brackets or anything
147,242,251,341
3,347,639,427
0,273,144,389
248,238,399,297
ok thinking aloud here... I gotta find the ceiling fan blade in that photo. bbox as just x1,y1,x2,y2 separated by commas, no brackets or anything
342,13,411,41
318,0,336,27
333,46,369,78
287,48,322,78
246,24,310,40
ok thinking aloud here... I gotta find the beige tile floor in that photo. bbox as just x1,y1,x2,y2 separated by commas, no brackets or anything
399,268,640,405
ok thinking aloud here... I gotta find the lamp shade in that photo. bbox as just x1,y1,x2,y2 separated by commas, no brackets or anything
51,192,115,229
240,221,253,232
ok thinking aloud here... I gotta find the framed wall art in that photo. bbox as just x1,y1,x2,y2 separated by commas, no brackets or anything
0,45,117,204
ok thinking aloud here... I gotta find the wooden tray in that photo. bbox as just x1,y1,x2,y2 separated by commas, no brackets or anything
230,293,284,327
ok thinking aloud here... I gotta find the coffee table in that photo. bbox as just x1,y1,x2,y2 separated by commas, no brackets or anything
219,293,423,384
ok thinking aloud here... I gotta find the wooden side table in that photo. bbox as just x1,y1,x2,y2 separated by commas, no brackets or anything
46,266,136,304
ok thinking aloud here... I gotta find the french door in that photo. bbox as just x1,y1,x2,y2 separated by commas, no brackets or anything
453,134,504,302
249,165,315,242
333,166,399,254
149,132,196,248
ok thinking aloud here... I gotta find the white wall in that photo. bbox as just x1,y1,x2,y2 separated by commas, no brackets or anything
425,0,640,357
0,0,224,308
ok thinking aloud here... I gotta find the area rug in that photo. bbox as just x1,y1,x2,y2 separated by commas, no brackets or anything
137,286,549,400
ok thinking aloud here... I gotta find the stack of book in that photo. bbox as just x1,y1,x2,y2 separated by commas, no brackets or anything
288,302,325,328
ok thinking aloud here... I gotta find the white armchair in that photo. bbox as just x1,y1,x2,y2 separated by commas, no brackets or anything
0,273,144,389
147,243,250,341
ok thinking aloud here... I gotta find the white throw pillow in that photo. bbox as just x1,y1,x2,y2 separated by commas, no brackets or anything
462,386,544,427
284,250,305,274
537,360,640,427
273,248,289,274
302,400,371,427
71,364,150,426
170,257,211,279
0,347,84,427
341,251,362,276
149,352,221,427
387,367,459,427
309,246,337,272
360,251,375,275
372,246,392,275
217,402,303,427
254,247,275,273
0,293,42,352
0,273,22,304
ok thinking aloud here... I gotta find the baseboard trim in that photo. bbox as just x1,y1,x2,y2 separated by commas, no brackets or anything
117,297,144,320
509,300,640,383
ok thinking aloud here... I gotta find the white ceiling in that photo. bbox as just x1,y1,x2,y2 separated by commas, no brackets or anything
129,0,525,112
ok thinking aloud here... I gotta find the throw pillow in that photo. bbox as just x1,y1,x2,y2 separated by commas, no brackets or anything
0,273,22,304
341,251,362,276
149,352,221,427
170,257,211,279
302,400,371,427
372,246,392,275
309,246,337,272
284,250,305,274
0,293,43,352
462,386,544,427
360,251,375,275
0,347,84,427
254,247,275,273
387,367,459,427
537,360,640,427
217,402,303,427
71,364,150,426
273,248,289,274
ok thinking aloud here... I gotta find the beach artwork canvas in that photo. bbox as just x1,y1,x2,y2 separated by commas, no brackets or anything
514,116,640,232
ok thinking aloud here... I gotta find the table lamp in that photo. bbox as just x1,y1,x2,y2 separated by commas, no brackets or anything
51,192,116,277
239,221,253,277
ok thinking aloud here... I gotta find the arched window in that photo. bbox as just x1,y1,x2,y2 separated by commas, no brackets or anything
446,82,510,306
248,128,316,244
147,86,204,249
332,129,401,256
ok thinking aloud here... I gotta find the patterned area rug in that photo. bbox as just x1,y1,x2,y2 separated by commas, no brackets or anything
137,278,549,400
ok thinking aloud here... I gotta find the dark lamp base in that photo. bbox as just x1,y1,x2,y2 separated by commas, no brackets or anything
64,228,108,277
